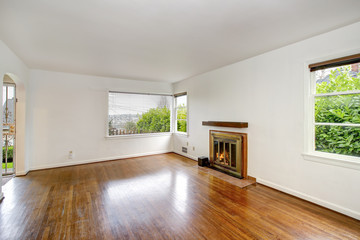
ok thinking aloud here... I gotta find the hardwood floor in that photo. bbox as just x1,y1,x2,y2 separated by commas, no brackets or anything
1,175,13,186
0,153,359,239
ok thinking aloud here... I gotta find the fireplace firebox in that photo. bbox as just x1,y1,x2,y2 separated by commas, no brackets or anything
209,130,247,179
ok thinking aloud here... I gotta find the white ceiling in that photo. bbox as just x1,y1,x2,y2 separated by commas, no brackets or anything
0,0,359,82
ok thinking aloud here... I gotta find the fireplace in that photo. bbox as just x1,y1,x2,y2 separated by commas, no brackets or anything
209,130,247,179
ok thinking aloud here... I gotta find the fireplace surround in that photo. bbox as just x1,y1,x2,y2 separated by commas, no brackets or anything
209,130,247,179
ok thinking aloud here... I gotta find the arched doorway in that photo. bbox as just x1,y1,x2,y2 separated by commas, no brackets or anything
2,75,16,175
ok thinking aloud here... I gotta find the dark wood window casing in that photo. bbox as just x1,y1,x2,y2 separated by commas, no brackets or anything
174,92,187,97
309,53,360,72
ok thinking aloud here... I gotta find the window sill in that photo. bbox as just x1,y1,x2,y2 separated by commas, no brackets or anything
302,152,360,170
174,132,189,137
106,132,172,139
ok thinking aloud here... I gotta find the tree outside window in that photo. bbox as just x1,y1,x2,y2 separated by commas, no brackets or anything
175,94,187,133
313,62,360,157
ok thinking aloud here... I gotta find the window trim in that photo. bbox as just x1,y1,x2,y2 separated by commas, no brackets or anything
106,90,173,138
105,132,173,139
303,54,360,170
174,92,187,97
109,90,173,97
302,152,360,170
174,92,188,135
309,53,360,72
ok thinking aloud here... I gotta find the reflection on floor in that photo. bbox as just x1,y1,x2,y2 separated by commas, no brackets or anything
195,165,256,188
0,153,359,239
1,175,13,186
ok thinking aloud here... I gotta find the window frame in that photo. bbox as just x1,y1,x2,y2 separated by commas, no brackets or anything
174,92,188,135
106,91,173,138
303,54,360,170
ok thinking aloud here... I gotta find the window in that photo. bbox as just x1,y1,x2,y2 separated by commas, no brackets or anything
174,93,187,133
2,83,16,175
108,92,172,136
308,54,360,159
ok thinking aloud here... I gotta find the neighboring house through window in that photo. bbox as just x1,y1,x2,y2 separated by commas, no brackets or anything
108,92,172,136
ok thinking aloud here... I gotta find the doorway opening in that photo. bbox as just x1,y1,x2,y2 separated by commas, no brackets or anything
2,75,16,175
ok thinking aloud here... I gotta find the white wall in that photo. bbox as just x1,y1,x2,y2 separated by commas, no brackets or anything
173,22,360,219
0,40,29,197
27,70,173,170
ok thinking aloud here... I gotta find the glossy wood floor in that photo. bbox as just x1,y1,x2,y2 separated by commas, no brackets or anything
0,153,359,240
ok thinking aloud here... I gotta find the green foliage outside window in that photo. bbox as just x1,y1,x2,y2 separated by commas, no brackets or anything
2,162,13,169
177,120,187,132
176,104,187,133
136,107,171,133
315,66,360,157
2,146,13,163
316,66,360,94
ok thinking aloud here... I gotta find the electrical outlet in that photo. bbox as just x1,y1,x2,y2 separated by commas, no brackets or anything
182,147,188,153
192,146,195,151
187,142,189,146
68,151,73,159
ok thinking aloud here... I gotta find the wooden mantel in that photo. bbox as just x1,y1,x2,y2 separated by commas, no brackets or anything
202,121,248,128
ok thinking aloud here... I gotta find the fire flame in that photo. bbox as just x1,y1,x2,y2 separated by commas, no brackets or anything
216,151,229,165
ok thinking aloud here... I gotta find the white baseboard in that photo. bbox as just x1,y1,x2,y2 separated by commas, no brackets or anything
16,171,29,176
173,150,198,161
257,178,360,220
30,150,172,171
